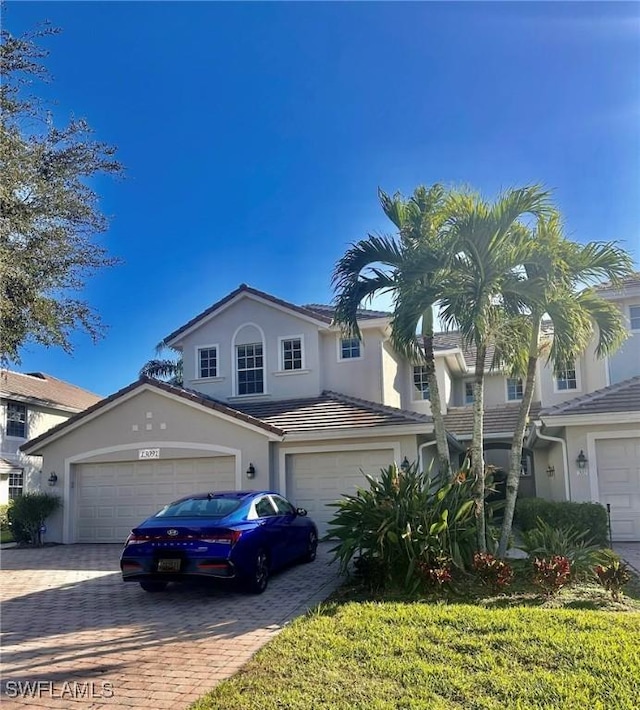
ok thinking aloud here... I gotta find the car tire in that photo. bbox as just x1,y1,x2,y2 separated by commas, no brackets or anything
246,549,269,594
139,580,168,593
303,530,318,563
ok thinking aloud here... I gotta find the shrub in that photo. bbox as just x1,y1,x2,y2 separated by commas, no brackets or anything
0,503,9,531
327,459,477,591
473,552,515,593
519,518,602,579
417,557,453,588
515,498,608,546
7,492,62,546
595,560,631,602
532,556,572,597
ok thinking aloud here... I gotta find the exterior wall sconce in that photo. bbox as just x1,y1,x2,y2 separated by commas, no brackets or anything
576,450,588,470
48,472,58,486
246,463,256,480
400,457,410,472
546,465,555,478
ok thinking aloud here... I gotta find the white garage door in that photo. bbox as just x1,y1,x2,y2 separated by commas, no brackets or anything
596,438,640,542
288,449,396,536
75,457,236,543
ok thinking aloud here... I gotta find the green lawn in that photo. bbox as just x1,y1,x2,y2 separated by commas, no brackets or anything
0,529,14,544
192,588,640,710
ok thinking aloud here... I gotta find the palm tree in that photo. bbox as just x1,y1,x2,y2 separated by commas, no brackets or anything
496,215,633,555
437,186,552,551
139,341,183,386
332,185,453,475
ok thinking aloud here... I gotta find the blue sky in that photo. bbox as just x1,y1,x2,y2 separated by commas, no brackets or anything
7,1,640,397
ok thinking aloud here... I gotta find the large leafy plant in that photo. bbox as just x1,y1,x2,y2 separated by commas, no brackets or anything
8,492,61,546
326,460,477,591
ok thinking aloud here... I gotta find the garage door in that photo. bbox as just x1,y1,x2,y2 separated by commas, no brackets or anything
287,449,396,536
597,438,640,541
76,457,236,543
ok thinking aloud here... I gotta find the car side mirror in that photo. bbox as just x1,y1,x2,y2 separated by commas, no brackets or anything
296,507,307,517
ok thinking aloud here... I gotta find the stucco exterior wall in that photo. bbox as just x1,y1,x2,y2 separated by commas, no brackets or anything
380,341,402,408
608,297,640,384
179,296,324,401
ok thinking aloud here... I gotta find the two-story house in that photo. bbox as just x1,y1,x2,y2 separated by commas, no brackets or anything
1,371,102,504
21,275,640,543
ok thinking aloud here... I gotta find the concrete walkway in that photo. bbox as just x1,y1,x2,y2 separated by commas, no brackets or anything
0,543,341,709
615,543,640,573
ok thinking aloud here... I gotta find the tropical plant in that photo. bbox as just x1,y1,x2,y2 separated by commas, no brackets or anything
472,552,515,593
531,555,572,597
139,340,183,386
519,518,602,579
437,185,553,551
8,492,61,545
497,215,633,555
326,460,477,591
594,560,631,602
332,185,454,475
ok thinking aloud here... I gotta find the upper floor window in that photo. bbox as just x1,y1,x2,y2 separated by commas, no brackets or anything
413,366,430,401
630,305,640,331
6,401,27,438
555,363,577,391
339,337,361,360
464,381,474,405
8,470,23,499
236,343,264,395
507,377,524,401
281,337,303,371
198,346,218,378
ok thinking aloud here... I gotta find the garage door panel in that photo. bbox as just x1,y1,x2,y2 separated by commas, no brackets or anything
597,438,640,542
75,456,235,543
289,449,395,536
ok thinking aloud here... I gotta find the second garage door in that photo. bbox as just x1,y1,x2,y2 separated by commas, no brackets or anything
75,456,236,543
287,449,396,536
597,437,640,541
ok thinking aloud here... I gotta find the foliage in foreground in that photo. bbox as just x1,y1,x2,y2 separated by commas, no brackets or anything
8,492,61,545
191,602,640,710
326,461,477,591
515,498,609,546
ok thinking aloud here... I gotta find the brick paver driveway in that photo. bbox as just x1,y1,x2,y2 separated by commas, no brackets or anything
0,543,341,709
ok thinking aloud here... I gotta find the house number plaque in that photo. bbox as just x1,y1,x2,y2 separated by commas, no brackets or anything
139,448,160,460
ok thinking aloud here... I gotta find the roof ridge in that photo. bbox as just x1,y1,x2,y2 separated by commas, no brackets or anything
323,389,431,422
541,375,640,415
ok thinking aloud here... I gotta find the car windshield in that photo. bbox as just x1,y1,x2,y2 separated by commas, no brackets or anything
155,497,243,518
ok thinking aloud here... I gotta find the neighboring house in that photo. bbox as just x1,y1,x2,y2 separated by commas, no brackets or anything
1,371,102,505
21,274,640,543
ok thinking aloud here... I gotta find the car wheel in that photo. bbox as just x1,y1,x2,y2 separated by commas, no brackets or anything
246,549,269,594
303,530,318,563
139,580,168,593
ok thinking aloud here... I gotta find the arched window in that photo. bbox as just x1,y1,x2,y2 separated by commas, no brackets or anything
232,323,267,396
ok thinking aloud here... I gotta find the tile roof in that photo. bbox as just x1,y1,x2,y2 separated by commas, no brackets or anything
595,272,640,294
21,377,285,453
233,390,432,433
164,284,332,344
0,370,101,412
303,304,392,321
444,402,542,439
540,376,640,417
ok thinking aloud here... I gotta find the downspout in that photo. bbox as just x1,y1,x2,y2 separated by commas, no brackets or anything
533,421,571,501
418,441,437,473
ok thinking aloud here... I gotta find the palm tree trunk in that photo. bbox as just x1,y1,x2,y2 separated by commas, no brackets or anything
421,310,451,477
472,344,487,552
498,318,541,556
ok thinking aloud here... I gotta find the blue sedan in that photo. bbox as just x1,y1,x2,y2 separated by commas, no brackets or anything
120,490,318,594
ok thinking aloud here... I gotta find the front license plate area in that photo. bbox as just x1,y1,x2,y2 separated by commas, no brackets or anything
157,558,182,573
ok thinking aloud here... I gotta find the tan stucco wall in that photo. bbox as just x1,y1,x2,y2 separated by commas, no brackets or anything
30,387,273,542
380,341,402,408
608,297,640,384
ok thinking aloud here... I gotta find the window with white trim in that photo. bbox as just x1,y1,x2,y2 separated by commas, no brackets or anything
413,366,430,400
507,377,524,401
198,346,218,378
464,381,474,405
630,305,640,331
555,363,577,391
8,470,23,499
6,401,26,438
281,338,303,371
340,337,361,360
236,343,264,395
